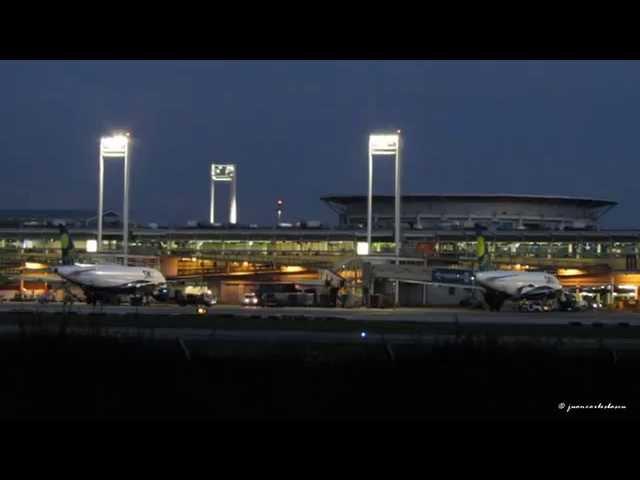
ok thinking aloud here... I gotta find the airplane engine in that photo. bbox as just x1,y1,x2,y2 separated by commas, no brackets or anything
151,286,171,302
518,285,556,300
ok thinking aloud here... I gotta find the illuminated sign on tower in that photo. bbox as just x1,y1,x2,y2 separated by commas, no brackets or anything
210,164,238,224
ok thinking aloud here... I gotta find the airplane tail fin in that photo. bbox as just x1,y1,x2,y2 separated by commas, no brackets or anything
475,228,491,271
58,225,76,265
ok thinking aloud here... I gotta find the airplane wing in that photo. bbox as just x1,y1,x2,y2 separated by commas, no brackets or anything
518,285,561,299
122,280,154,289
16,273,66,282
384,277,486,293
0,273,68,291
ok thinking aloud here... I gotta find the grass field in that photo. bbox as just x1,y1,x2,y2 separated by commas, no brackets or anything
0,328,637,419
3,310,640,342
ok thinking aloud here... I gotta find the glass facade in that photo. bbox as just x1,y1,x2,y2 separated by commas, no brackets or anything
2,234,640,261
427,240,640,260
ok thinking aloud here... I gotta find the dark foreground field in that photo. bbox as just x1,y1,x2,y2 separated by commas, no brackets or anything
0,332,637,420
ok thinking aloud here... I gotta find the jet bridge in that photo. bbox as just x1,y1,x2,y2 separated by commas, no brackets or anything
364,263,479,307
318,268,346,289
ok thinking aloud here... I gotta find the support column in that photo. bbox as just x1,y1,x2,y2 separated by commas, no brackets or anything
229,169,237,224
394,136,402,307
210,179,216,224
97,154,104,251
367,151,373,252
123,142,129,266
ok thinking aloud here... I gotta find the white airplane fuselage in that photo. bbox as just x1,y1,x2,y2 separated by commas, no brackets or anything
474,270,563,300
54,263,166,293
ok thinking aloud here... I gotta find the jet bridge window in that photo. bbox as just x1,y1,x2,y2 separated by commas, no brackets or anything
449,287,456,295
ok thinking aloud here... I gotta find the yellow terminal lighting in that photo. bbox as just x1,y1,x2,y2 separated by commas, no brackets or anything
86,239,98,253
281,266,304,273
557,268,587,276
357,242,370,255
24,262,48,270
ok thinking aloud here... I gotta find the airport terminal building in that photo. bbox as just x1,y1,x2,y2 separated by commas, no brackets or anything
1,194,640,306
321,193,616,232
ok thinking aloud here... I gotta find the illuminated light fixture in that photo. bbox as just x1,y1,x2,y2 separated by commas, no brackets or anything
368,130,402,306
210,164,238,224
369,134,400,154
558,268,586,276
22,240,33,249
281,266,304,273
86,239,98,253
24,262,47,270
357,241,370,256
100,134,129,156
98,131,131,265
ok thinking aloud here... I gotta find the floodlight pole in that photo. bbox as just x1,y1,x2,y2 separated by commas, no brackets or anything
229,166,237,224
97,134,130,266
367,150,373,251
367,131,402,306
123,141,129,265
395,136,402,264
97,151,104,252
210,164,238,225
394,136,402,306
209,173,216,224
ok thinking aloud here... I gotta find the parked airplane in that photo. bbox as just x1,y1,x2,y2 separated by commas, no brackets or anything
52,226,217,307
468,231,563,311
399,231,563,311
474,269,563,311
54,263,170,305
52,225,169,306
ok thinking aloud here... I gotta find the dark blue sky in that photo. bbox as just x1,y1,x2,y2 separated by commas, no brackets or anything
1,60,639,227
